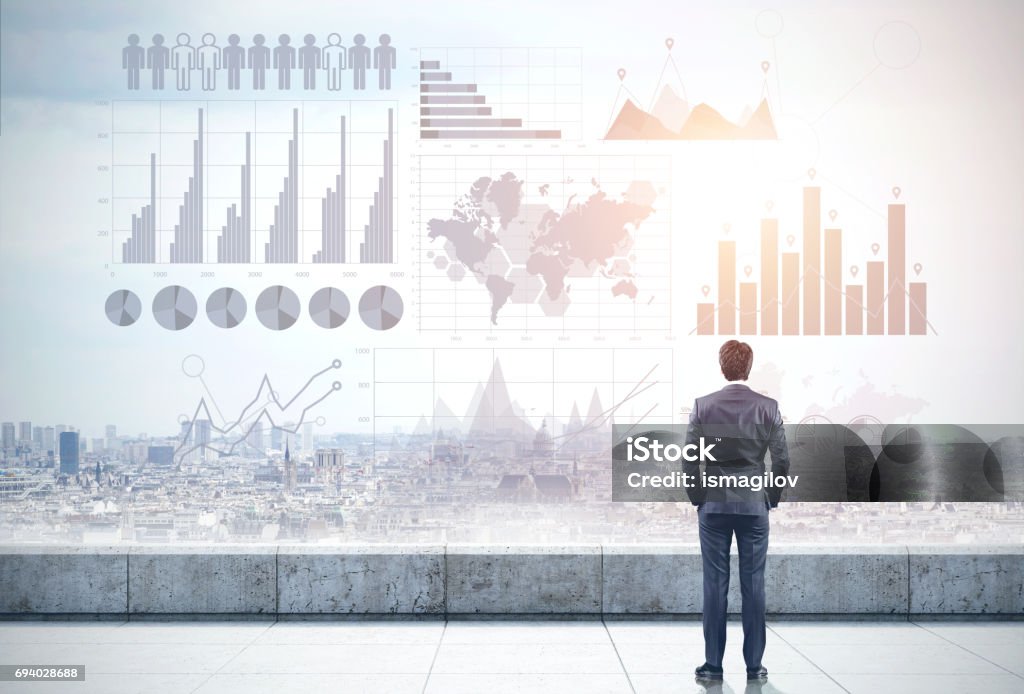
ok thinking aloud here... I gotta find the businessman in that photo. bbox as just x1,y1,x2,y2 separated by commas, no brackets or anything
684,340,790,684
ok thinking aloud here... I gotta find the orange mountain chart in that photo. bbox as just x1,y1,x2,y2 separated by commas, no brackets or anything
606,90,777,140
604,38,778,141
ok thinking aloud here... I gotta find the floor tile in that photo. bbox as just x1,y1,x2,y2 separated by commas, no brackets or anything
194,673,426,693
443,620,612,644
256,622,444,645
0,622,127,644
833,673,1024,694
793,640,1005,675
0,673,208,694
102,621,272,644
425,673,633,693
770,622,943,647
631,672,847,694
615,640,819,676
431,642,625,674
47,642,247,674
218,643,437,674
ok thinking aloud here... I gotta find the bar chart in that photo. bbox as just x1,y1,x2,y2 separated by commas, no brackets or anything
415,47,582,141
111,100,397,265
693,185,932,336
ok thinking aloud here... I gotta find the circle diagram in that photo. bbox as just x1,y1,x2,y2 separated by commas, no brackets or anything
358,285,404,330
105,289,142,327
152,285,197,330
206,287,247,329
255,285,300,330
309,287,350,329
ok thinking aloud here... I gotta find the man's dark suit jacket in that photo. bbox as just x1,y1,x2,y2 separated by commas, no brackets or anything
683,383,790,515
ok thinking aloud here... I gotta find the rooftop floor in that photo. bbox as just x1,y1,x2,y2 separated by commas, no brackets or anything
0,620,1021,693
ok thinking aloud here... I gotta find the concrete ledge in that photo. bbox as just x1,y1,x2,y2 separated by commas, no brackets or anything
604,545,706,614
447,545,602,614
766,545,909,615
277,545,445,615
0,545,127,615
128,546,276,615
602,545,909,615
0,544,1020,617
910,546,1024,615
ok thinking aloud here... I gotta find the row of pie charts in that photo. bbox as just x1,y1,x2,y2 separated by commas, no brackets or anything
105,285,403,331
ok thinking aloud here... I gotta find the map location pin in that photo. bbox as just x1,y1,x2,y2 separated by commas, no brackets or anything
829,209,837,222
722,222,732,234
786,234,795,247
617,68,626,81
871,243,880,256
744,265,753,278
892,186,901,199
807,168,816,181
761,60,770,73
913,262,923,275
765,200,774,212
850,265,859,277
665,37,674,51
701,285,710,297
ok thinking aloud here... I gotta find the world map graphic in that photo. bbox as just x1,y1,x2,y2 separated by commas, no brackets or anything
427,172,659,324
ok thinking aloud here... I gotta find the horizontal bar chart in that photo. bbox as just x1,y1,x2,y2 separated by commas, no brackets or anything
415,47,582,141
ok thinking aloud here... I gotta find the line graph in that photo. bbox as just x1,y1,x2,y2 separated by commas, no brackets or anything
372,347,674,451
173,355,343,466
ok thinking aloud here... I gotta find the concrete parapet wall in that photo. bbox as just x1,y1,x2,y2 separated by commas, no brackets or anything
0,544,1019,618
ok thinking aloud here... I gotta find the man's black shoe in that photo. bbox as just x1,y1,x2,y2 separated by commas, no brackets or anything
747,666,768,681
695,663,724,681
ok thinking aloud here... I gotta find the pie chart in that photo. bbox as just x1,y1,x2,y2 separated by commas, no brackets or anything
255,285,300,330
358,285,403,331
105,289,142,327
309,287,350,329
152,285,197,331
206,287,247,329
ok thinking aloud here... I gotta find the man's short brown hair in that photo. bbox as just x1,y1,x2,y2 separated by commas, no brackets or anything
719,340,753,381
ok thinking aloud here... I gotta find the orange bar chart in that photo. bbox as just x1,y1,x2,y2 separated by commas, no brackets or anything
888,203,906,335
909,282,927,335
740,283,757,335
803,186,821,335
781,252,800,336
846,285,863,335
718,240,736,335
761,219,779,335
824,228,842,335
867,261,885,335
694,185,930,336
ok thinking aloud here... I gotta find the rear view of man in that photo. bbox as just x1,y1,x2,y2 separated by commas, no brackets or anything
684,340,790,684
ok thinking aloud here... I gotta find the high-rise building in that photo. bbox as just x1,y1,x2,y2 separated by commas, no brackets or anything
195,419,211,447
91,438,105,453
55,425,68,455
248,421,264,456
271,425,284,451
32,426,43,450
105,425,117,451
42,426,55,454
1,422,14,451
59,431,80,474
18,421,32,443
